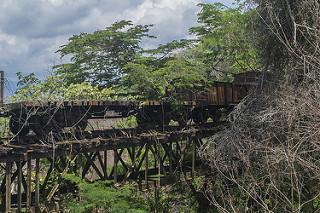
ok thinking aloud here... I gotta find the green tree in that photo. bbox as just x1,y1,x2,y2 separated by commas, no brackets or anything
122,58,206,100
56,20,154,87
189,3,260,80
10,72,114,102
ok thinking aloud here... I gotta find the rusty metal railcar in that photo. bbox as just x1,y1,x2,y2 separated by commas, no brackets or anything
7,100,137,137
4,71,260,137
136,72,258,127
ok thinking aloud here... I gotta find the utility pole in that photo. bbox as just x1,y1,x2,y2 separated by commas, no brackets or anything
0,71,4,105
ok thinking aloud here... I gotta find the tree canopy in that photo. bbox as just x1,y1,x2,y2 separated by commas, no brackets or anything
56,20,153,87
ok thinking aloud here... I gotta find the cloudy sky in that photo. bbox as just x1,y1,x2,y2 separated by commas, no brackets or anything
0,0,234,96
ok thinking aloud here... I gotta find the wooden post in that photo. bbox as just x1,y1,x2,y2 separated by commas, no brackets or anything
5,162,11,213
104,151,108,179
132,147,136,179
145,144,149,189
157,144,161,187
113,150,117,183
27,159,32,211
154,145,157,170
192,141,196,178
17,161,22,212
168,143,173,176
35,158,40,212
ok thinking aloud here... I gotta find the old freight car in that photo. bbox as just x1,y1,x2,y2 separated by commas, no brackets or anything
7,100,137,137
137,77,253,126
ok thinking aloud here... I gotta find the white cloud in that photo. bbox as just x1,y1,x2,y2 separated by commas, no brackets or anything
0,32,16,46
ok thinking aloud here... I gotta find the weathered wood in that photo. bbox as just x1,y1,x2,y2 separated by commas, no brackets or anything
103,151,108,179
0,124,218,208
157,144,161,186
135,150,147,178
131,147,136,179
5,162,11,213
27,159,32,211
0,162,26,193
35,158,40,211
145,144,149,189
167,143,174,175
192,142,196,178
82,152,104,180
17,161,22,212
116,149,129,172
21,169,28,194
150,144,167,175
162,143,177,168
81,152,95,178
114,149,118,182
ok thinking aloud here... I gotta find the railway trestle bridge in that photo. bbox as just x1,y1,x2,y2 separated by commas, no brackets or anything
0,123,225,212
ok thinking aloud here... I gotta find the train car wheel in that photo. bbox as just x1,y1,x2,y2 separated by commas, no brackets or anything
29,115,55,139
76,117,88,131
193,114,208,124
173,110,189,127
193,109,209,125
9,116,30,136
210,110,222,122
156,113,170,127
177,118,187,126
136,111,150,128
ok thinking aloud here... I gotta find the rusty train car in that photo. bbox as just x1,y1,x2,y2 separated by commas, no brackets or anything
4,72,259,137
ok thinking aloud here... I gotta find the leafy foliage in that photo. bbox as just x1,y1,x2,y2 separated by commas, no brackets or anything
57,20,154,87
189,3,259,80
123,58,206,100
10,73,114,102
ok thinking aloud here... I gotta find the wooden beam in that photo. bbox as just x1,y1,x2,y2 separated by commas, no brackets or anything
27,159,32,211
167,143,174,175
17,161,22,212
0,162,26,193
90,159,104,180
35,158,40,211
145,144,149,189
103,151,108,179
81,152,96,178
5,162,11,213
115,149,129,172
96,152,104,173
131,147,136,179
135,151,147,177
192,142,196,178
114,149,118,183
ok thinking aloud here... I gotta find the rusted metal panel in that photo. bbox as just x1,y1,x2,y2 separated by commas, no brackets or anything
233,71,260,86
6,100,137,111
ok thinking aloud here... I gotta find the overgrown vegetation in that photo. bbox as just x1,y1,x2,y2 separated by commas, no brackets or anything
199,0,320,212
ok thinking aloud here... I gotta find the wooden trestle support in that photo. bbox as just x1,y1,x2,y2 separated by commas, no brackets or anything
0,125,222,212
